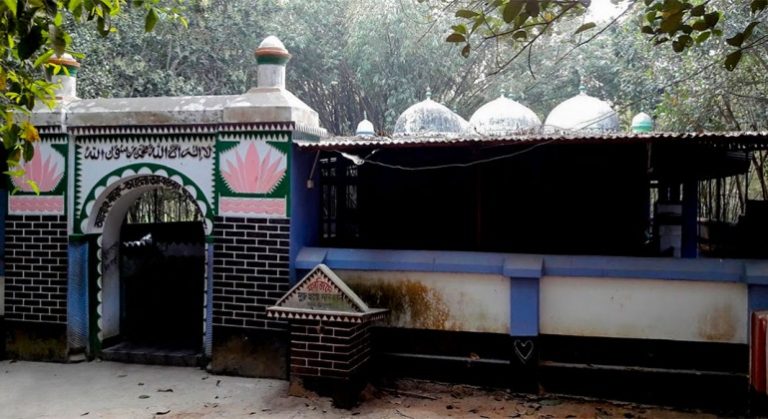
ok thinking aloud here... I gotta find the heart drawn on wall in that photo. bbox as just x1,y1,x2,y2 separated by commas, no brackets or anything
513,339,534,364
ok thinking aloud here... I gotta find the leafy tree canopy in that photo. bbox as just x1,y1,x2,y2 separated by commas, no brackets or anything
59,0,768,211
6,0,767,143
441,0,767,72
0,0,186,192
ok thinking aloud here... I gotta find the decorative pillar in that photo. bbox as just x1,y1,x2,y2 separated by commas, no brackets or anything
212,35,306,378
255,36,291,89
5,131,69,361
506,255,543,392
47,54,80,100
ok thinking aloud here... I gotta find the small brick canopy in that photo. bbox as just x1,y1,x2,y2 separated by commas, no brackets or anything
267,264,387,323
268,264,387,407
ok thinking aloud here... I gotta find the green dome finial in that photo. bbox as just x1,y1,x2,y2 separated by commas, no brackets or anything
631,112,654,133
255,36,291,89
47,53,80,99
255,36,291,66
578,74,588,95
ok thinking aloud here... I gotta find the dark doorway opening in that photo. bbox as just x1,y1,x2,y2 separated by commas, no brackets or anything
119,221,204,349
101,187,206,366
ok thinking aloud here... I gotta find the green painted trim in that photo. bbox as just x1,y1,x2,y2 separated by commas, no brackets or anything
68,234,87,243
215,139,291,200
632,123,654,133
256,55,290,66
8,138,68,198
75,163,213,234
286,131,292,217
45,65,79,77
75,139,82,219
213,132,221,216
57,141,68,216
69,233,101,242
89,235,102,354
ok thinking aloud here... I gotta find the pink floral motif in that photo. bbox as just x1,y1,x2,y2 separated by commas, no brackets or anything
9,196,65,214
11,143,64,192
221,141,286,194
219,197,286,216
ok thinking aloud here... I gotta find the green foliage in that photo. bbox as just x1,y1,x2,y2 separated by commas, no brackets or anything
442,0,767,72
70,0,290,99
37,0,766,140
0,0,186,187
70,0,502,135
440,0,591,68
641,0,765,71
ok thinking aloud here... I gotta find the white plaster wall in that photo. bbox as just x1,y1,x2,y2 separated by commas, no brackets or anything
540,276,748,344
51,75,76,99
339,270,510,334
258,65,285,89
76,138,216,229
100,186,155,340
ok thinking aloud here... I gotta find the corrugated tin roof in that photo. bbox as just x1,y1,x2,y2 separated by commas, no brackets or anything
295,131,768,150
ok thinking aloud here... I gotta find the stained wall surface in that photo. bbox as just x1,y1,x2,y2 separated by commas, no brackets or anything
540,276,748,344
340,270,511,334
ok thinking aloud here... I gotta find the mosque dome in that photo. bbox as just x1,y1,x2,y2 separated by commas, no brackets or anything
544,86,619,132
468,93,541,135
394,89,468,136
355,113,375,137
631,112,654,133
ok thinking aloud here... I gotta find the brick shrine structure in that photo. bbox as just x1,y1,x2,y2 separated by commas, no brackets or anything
268,264,386,406
2,36,325,378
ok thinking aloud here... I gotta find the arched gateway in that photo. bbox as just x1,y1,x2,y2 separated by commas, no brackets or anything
80,167,210,359
2,37,325,376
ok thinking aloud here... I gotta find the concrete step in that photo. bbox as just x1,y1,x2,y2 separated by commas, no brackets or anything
101,342,202,367
68,353,87,363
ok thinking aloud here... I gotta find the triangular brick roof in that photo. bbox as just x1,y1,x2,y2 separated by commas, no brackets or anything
268,264,387,322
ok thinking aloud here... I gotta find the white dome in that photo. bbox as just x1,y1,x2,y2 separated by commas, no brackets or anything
356,118,375,137
468,95,541,136
394,93,468,136
259,35,286,50
631,112,653,133
544,89,619,132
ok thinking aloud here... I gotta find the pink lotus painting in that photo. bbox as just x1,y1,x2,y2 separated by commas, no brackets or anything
221,141,287,194
11,142,65,193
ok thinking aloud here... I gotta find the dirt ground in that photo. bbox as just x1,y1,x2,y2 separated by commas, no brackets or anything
0,360,715,419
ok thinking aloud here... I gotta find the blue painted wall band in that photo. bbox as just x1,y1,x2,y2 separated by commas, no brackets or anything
298,247,763,284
